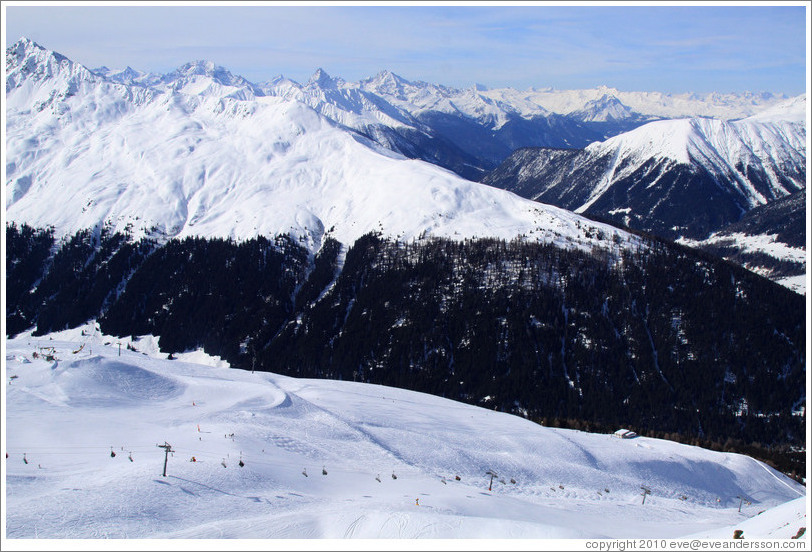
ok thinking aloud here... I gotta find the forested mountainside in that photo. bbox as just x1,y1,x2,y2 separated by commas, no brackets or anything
7,223,805,451
685,189,806,290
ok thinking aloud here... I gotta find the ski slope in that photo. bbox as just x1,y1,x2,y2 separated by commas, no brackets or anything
3,324,806,541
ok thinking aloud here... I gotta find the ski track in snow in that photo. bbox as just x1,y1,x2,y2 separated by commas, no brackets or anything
3,324,807,540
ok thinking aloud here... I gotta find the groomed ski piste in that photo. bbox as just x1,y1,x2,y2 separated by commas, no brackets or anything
3,322,807,546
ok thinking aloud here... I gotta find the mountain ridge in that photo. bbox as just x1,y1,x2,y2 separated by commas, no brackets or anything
5,37,645,258
8,36,798,181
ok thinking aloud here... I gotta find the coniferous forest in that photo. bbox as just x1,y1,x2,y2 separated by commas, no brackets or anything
6,223,806,466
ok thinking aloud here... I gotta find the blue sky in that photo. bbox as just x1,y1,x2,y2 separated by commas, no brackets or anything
4,3,808,94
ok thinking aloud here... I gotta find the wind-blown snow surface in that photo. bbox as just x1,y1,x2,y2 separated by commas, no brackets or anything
5,38,639,255
4,324,806,540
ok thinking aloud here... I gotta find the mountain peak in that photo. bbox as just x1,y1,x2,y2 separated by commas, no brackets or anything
161,60,258,93
9,36,50,54
361,69,412,95
575,93,637,122
174,59,220,77
11,36,39,50
6,36,95,89
374,69,406,83
7,36,66,64
308,67,343,89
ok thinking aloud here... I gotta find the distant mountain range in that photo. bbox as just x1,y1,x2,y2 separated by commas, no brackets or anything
86,41,793,180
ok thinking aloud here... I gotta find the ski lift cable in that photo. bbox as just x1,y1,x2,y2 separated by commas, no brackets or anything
8,442,468,483
7,444,511,488
168,445,435,479
170,446,387,473
8,443,477,485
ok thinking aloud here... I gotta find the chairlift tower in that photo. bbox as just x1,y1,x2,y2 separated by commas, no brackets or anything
156,441,174,477
486,469,498,491
736,494,752,513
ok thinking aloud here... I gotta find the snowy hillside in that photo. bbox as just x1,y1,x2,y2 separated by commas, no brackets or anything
4,324,806,540
689,231,806,294
744,94,807,124
5,38,641,255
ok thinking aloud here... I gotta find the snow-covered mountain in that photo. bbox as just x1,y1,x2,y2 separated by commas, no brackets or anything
7,37,794,184
482,110,806,242
5,37,642,255
4,325,806,539
353,74,786,126
570,93,642,123
71,45,794,181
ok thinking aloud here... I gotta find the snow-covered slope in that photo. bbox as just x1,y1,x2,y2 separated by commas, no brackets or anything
4,325,806,539
744,94,807,124
5,38,641,255
688,497,808,540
